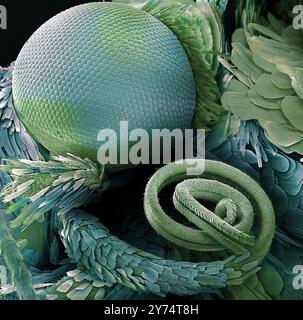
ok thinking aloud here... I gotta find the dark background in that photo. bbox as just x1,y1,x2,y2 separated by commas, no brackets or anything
0,0,112,66
0,0,237,66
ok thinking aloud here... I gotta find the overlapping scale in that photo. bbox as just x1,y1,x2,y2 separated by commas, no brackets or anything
221,12,303,155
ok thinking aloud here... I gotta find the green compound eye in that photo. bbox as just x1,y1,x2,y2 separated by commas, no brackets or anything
12,1,225,172
12,2,197,166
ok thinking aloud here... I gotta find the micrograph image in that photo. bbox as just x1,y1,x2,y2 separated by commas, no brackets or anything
0,0,302,303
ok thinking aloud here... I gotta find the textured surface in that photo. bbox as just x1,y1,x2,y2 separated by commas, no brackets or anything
0,64,38,161
13,2,196,163
0,65,42,300
116,0,225,131
205,118,303,300
221,10,303,155
144,159,275,276
2,0,303,301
